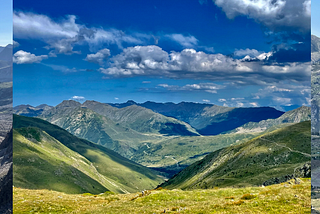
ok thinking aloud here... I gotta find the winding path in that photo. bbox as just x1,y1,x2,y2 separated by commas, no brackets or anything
259,137,311,157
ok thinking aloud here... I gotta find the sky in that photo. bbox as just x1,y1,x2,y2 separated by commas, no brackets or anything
0,0,12,46
13,0,311,111
312,0,320,36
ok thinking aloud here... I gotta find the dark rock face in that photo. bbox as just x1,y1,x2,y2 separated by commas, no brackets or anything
263,162,310,186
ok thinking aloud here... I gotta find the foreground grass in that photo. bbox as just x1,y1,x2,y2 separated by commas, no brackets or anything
14,178,310,213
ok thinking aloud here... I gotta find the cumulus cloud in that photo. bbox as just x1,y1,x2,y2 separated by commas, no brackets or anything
218,98,226,102
99,45,310,85
85,48,111,65
203,99,210,102
13,50,48,64
212,0,310,32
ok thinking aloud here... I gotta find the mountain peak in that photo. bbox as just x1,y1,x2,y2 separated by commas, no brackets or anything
57,100,81,108
126,100,137,104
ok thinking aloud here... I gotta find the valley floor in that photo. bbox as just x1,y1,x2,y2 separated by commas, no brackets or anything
13,178,310,214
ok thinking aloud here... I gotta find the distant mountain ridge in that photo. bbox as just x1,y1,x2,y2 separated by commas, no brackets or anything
13,104,52,117
33,100,199,158
109,100,284,135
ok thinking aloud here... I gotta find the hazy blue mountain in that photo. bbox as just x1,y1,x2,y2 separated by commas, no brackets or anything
229,106,311,134
108,101,284,135
13,104,52,117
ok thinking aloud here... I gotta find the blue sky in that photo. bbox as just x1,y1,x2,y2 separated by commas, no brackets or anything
0,0,12,46
13,0,311,111
312,1,320,36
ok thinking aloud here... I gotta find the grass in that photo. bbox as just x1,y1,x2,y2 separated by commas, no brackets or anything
161,121,311,190
13,115,164,194
13,178,311,213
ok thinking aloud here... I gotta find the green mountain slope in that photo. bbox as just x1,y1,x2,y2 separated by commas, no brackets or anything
131,133,258,177
81,100,199,136
13,115,164,194
39,100,199,137
229,106,311,134
39,106,165,158
14,128,109,194
161,121,311,190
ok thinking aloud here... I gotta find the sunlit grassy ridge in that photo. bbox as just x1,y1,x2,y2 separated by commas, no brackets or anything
13,178,311,214
161,121,311,190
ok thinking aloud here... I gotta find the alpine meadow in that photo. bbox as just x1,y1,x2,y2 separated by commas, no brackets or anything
12,0,312,213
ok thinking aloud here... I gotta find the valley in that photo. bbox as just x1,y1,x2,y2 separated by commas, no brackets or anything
12,98,312,213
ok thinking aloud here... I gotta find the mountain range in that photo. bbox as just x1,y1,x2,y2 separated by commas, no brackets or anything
107,100,284,135
13,100,311,178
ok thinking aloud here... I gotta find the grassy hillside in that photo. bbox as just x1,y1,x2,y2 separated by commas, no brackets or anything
161,121,311,190
13,115,164,194
13,178,311,213
41,107,162,158
131,133,258,177
14,128,110,194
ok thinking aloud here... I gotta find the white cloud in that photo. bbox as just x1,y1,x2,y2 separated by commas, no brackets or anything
142,81,151,83
203,99,210,102
273,97,292,106
157,82,224,93
13,40,20,48
14,12,79,39
218,98,226,102
115,97,119,100
99,45,310,85
212,0,310,32
231,97,244,101
71,96,85,101
13,12,150,54
236,102,244,107
250,102,259,107
44,64,80,73
13,50,48,64
234,48,262,57
253,82,310,109
85,48,111,65
165,34,198,48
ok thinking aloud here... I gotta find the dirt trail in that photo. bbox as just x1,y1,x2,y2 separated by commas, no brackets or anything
259,137,311,157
